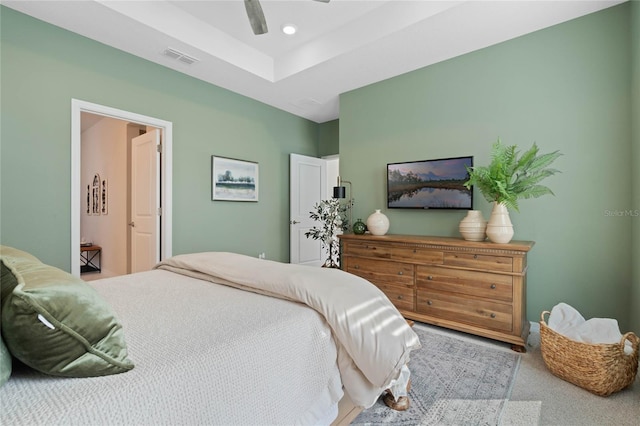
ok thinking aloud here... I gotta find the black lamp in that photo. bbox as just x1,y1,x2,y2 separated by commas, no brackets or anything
333,176,353,232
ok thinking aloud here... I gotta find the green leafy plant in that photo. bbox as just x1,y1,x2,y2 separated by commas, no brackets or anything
305,199,349,268
464,140,562,212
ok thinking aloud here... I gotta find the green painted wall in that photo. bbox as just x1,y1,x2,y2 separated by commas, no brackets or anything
318,119,339,157
0,7,318,268
340,4,636,330
631,0,640,333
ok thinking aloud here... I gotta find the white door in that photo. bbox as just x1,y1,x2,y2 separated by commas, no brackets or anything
130,129,160,273
290,154,327,265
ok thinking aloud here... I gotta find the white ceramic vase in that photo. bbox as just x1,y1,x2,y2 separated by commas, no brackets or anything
366,209,390,236
459,210,487,242
486,202,514,244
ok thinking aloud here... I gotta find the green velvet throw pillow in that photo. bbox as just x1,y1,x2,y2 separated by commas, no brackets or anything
0,246,36,386
0,334,10,387
1,246,39,307
0,246,134,377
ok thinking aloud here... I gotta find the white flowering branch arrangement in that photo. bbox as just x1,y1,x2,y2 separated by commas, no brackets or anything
305,199,349,268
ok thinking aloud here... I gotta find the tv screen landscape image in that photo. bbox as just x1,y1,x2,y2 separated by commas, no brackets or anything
387,156,473,210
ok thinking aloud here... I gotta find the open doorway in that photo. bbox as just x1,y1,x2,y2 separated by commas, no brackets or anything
71,99,173,278
79,115,161,280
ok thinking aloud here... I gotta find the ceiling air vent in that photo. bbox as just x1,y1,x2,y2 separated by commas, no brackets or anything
163,47,199,65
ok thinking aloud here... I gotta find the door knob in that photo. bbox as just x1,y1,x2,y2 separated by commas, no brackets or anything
128,222,136,227
290,220,300,225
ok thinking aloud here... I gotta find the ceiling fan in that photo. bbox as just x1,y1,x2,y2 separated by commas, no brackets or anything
244,0,330,35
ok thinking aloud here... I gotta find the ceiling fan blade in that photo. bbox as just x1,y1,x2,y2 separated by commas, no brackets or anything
244,0,268,35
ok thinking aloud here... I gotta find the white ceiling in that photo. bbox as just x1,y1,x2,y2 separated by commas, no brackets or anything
3,0,625,123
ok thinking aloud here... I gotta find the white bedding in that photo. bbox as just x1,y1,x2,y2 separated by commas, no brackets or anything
1,269,343,425
1,252,420,425
156,252,421,408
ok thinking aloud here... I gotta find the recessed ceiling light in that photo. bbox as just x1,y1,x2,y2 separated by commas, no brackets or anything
281,24,297,35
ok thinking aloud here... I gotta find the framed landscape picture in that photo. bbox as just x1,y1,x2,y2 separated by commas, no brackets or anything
211,156,259,202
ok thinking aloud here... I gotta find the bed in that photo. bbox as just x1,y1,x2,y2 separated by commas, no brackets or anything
0,247,420,425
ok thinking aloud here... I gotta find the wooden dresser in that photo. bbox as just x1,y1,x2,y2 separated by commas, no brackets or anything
339,234,534,351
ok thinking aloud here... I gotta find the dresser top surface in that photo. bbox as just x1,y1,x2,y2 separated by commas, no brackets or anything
338,234,534,252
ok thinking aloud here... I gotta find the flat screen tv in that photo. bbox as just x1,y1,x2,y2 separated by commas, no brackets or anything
387,156,473,210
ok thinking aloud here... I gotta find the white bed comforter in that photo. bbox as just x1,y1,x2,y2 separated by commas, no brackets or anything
2,268,346,425
156,252,421,408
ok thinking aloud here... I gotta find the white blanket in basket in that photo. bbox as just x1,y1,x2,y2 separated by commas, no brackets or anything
548,303,632,354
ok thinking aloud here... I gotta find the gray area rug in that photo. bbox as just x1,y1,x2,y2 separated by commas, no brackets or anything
353,323,521,426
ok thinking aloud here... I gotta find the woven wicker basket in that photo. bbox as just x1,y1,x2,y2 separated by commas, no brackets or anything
540,311,639,396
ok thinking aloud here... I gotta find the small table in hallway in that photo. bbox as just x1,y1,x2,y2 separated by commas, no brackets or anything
80,245,101,273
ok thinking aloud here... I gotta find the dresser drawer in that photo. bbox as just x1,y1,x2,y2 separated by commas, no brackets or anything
344,257,414,287
374,283,415,312
391,247,444,265
343,242,393,259
416,290,513,332
443,252,513,272
416,266,512,302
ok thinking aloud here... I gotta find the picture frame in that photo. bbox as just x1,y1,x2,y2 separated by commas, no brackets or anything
91,173,101,215
101,178,108,215
387,156,473,210
86,184,91,215
211,156,259,202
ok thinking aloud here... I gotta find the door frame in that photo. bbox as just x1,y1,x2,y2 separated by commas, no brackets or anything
71,99,173,277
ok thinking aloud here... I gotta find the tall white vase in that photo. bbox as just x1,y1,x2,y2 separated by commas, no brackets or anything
366,209,390,236
486,202,514,244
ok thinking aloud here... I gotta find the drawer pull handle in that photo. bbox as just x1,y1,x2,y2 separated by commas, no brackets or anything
427,300,433,306
427,275,433,280
397,295,403,300
490,284,496,289
398,271,403,275
474,254,478,259
490,313,496,318
413,249,417,253
354,265,360,269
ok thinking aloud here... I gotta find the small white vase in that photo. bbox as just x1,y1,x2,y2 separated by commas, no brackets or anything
366,209,390,236
459,210,487,242
486,202,514,244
